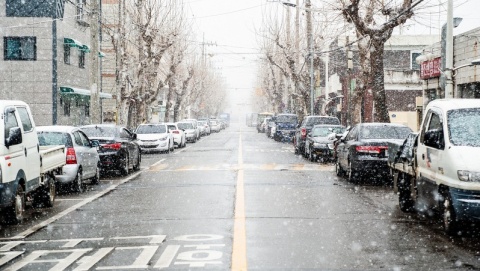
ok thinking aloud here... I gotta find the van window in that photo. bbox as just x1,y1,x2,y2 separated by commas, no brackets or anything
16,107,33,132
4,107,19,139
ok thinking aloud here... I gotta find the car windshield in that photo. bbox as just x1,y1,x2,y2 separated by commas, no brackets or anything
359,125,412,139
136,125,167,134
82,126,118,137
448,108,480,147
198,121,206,125
177,122,193,129
167,125,177,131
276,115,297,123
37,132,72,147
311,127,345,137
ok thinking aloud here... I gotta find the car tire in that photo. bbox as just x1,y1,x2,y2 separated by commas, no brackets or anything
133,152,141,171
347,160,358,183
91,164,101,184
442,191,459,235
72,170,85,193
398,173,414,213
335,160,345,177
33,174,56,208
120,155,129,176
4,184,25,224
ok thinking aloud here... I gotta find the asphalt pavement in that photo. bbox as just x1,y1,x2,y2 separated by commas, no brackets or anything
1,122,480,270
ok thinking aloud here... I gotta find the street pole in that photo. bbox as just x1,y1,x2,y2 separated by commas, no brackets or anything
89,0,101,123
445,0,454,98
306,0,314,115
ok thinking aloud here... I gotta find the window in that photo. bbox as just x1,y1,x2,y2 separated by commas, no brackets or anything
411,52,421,70
120,128,132,139
16,107,33,132
64,44,70,64
4,37,36,61
78,131,92,147
76,0,87,21
64,99,71,116
79,51,85,68
73,132,83,146
4,107,19,138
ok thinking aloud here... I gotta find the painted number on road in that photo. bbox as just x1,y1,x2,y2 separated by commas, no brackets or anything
0,234,225,270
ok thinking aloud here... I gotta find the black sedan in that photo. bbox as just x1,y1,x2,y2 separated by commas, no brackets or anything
335,123,412,183
81,124,141,176
304,125,345,162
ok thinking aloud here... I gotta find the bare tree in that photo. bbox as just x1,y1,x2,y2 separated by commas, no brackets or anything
341,0,423,122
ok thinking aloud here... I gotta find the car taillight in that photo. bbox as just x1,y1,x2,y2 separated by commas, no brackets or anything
355,146,388,154
66,147,77,164
172,130,180,134
301,128,307,138
102,143,122,150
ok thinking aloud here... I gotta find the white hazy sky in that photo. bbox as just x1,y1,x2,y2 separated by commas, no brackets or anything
186,0,480,118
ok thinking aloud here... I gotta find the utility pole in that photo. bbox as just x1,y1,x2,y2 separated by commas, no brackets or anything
90,0,101,123
445,0,454,98
306,0,314,115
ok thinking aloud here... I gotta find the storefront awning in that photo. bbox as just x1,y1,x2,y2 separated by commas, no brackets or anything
60,86,113,99
79,45,91,52
64,38,83,48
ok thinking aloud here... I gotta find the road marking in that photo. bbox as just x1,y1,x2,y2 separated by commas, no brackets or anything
154,245,180,268
232,134,247,271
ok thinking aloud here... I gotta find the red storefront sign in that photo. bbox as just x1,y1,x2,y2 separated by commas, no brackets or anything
420,57,441,79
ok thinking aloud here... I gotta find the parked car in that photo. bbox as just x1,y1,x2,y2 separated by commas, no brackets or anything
135,123,174,153
177,121,197,142
81,124,141,176
37,126,101,193
198,121,211,136
335,123,412,183
304,125,345,162
209,119,221,133
257,112,274,133
183,119,200,140
166,122,186,148
273,113,298,142
260,117,271,133
266,117,276,138
294,116,341,155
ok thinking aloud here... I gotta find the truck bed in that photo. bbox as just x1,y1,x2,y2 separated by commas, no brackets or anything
39,145,66,174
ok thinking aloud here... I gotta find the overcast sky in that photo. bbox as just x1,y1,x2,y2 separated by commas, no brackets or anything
185,0,480,116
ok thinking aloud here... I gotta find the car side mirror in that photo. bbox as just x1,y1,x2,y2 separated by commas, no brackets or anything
423,129,444,149
90,140,100,148
5,127,22,148
132,133,137,140
296,124,300,129
307,132,312,137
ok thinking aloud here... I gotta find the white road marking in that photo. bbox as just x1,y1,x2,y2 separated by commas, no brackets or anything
5,249,91,271
111,235,166,244
153,245,180,269
96,246,158,270
73,247,114,271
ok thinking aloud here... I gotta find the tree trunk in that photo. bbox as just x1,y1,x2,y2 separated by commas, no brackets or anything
370,42,390,122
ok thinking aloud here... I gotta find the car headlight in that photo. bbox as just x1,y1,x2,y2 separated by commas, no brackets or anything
458,170,480,182
313,143,327,148
159,136,168,141
328,143,334,150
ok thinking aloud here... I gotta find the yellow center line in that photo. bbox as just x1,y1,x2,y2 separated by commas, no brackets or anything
232,133,247,271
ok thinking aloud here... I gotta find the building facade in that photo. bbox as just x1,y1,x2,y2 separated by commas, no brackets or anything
0,0,110,126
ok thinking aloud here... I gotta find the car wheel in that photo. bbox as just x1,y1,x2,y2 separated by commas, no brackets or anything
4,184,25,224
91,164,101,184
335,160,344,177
33,174,56,208
442,192,459,235
398,173,414,212
120,155,129,175
72,170,85,193
347,160,357,183
133,152,141,171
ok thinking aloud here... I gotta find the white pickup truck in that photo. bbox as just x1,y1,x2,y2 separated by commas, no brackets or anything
390,99,480,235
0,100,66,224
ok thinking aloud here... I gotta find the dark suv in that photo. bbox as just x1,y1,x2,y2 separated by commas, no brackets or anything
294,116,340,155
273,114,298,142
